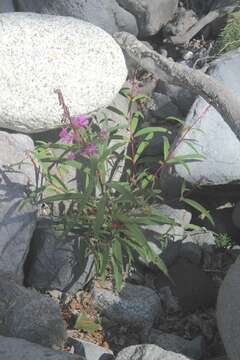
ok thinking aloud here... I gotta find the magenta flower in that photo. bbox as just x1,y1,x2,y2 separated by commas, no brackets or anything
100,127,108,140
67,151,76,160
59,128,74,144
82,143,97,157
71,115,89,129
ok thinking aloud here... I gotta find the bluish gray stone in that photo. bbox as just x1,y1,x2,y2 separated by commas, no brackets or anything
16,0,138,35
217,255,240,360
26,218,95,294
0,275,66,347
148,330,204,360
0,131,36,283
0,335,82,360
117,0,178,36
0,0,15,12
93,282,162,337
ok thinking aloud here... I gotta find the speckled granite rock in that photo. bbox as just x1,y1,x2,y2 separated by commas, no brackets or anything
115,344,191,360
0,12,127,133
93,282,162,337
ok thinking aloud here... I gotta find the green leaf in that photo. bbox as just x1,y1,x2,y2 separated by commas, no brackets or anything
93,195,107,234
166,154,204,164
44,192,83,202
108,182,135,201
134,133,154,162
97,247,110,279
74,313,100,332
163,136,170,161
132,93,150,102
130,111,144,133
134,127,167,137
112,239,123,290
107,105,127,119
182,198,214,225
166,116,185,125
120,87,130,98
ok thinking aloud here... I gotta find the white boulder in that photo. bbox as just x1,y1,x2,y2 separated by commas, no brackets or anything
173,49,240,185
0,12,127,133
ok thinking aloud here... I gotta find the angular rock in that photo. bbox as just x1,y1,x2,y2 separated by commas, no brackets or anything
0,276,66,347
0,12,127,133
217,255,240,360
0,0,15,12
115,344,191,360
117,0,178,36
147,92,183,121
155,258,218,312
16,0,138,35
0,335,82,360
148,330,204,360
25,218,95,294
67,337,114,360
173,50,240,185
0,131,36,283
158,286,180,314
93,282,162,337
165,7,197,36
142,205,192,267
180,242,202,265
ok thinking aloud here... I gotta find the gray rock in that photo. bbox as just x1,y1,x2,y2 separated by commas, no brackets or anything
183,229,216,265
156,81,196,118
155,258,218,312
148,330,204,360
0,276,66,347
16,0,138,35
180,242,202,265
142,205,192,267
0,12,127,133
26,218,95,294
232,201,240,229
217,255,240,360
117,0,178,37
67,337,114,360
165,7,197,36
0,131,36,283
93,282,162,337
0,335,82,360
0,0,15,12
173,49,240,185
148,92,183,120
184,229,216,247
158,286,180,314
115,344,191,360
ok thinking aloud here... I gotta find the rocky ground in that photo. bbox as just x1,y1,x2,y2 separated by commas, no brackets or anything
0,0,240,360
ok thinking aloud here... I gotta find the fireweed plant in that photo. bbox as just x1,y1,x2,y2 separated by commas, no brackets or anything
27,80,213,290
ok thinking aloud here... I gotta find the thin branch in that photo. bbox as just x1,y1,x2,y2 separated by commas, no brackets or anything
113,31,240,141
